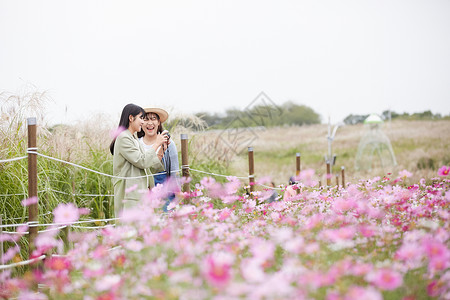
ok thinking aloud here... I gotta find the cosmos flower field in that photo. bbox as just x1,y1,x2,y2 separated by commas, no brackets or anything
1,167,449,299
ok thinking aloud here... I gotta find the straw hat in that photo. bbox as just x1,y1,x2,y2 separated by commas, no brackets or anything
143,107,169,123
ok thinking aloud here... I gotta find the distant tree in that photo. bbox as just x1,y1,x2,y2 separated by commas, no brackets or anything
195,102,321,129
278,102,321,125
343,114,368,125
412,110,433,119
381,110,399,120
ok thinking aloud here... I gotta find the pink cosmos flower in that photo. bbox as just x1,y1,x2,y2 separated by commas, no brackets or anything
221,195,239,204
180,176,192,185
125,240,144,252
427,281,442,297
21,196,38,207
92,245,109,259
78,207,90,215
437,165,449,176
345,286,382,300
332,198,356,212
96,291,117,300
225,176,241,194
305,214,323,230
174,205,197,217
250,239,275,262
323,226,356,242
35,231,62,255
17,291,48,300
2,245,20,263
368,268,403,290
423,239,449,260
283,237,304,254
241,258,266,283
159,227,172,242
16,225,29,234
0,234,15,243
202,252,234,288
44,256,71,272
296,168,317,187
398,169,412,178
428,256,449,274
395,243,423,267
109,126,126,139
359,224,376,238
53,203,80,225
120,206,148,223
257,175,272,184
218,208,232,221
350,262,373,276
83,261,105,278
125,184,138,194
95,275,121,292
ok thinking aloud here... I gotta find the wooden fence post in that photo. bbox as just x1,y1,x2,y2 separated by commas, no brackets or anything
326,161,331,187
248,147,255,193
341,166,345,188
180,134,190,193
335,174,339,187
27,117,38,257
296,153,301,177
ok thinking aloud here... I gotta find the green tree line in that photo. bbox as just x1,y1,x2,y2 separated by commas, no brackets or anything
194,101,321,129
344,110,450,125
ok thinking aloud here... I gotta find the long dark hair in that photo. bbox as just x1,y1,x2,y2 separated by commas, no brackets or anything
110,104,145,155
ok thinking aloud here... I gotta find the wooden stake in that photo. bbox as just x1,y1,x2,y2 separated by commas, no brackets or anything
180,134,190,193
296,153,301,177
341,166,345,188
248,147,255,193
326,162,331,186
27,117,38,257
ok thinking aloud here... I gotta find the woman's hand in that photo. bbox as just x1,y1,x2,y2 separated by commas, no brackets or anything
153,131,170,161
154,132,168,147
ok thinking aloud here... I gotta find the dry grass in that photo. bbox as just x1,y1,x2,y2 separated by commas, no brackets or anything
196,120,450,185
45,114,116,163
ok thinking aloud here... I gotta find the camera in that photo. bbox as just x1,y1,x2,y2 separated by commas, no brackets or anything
162,130,170,140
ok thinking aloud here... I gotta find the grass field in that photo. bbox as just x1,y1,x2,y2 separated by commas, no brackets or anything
211,120,450,186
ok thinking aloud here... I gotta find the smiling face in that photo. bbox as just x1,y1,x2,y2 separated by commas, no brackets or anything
128,112,144,134
143,112,161,137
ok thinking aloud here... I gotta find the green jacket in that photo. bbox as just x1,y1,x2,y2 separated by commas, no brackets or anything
112,129,164,216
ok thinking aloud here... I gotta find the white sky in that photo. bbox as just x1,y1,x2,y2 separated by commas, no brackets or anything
1,0,449,125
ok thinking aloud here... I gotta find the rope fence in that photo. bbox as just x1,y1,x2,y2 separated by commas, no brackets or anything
27,149,181,180
0,254,46,270
0,217,119,230
0,156,27,164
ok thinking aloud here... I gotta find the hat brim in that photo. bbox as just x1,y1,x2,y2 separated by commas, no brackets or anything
143,108,169,123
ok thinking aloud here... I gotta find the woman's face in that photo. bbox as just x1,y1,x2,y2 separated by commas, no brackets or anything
129,112,144,133
143,113,160,137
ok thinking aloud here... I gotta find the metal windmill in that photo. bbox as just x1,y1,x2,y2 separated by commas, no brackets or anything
355,114,397,171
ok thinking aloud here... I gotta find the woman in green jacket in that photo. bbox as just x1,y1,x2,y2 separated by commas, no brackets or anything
109,104,168,217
